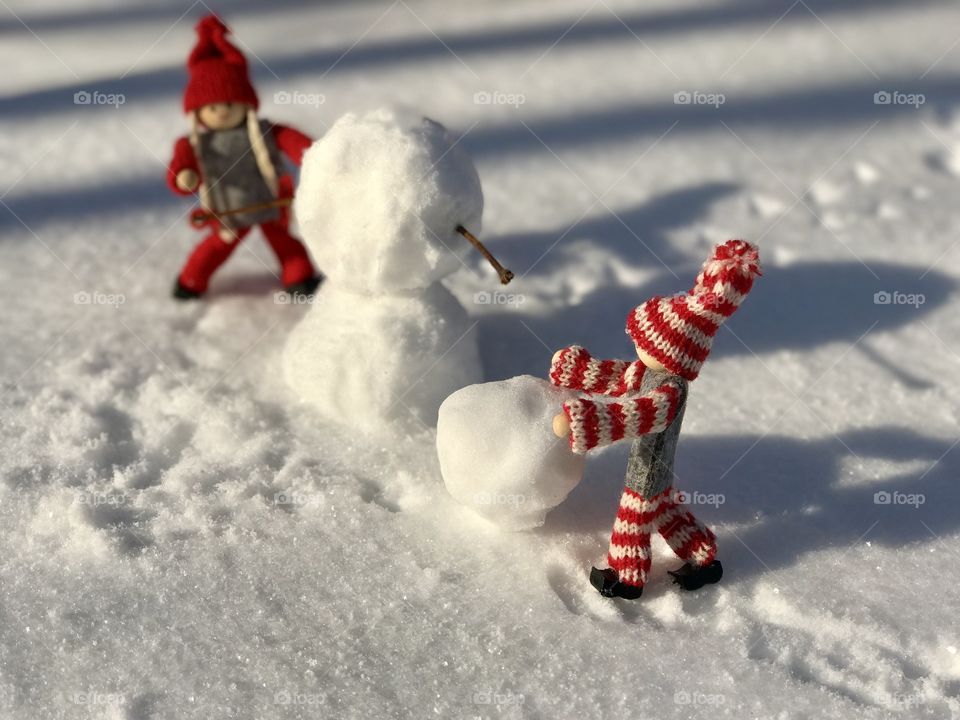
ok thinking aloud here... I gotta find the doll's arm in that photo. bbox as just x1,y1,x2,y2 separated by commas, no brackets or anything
549,345,645,396
272,124,313,166
560,378,683,455
167,137,199,195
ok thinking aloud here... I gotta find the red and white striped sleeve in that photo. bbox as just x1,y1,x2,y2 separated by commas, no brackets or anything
549,345,646,396
561,378,684,455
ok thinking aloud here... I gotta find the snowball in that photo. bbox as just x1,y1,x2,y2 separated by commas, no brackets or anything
295,107,483,294
436,376,586,531
283,282,482,433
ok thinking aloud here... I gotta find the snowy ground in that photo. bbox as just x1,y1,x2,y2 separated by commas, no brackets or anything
3,0,960,718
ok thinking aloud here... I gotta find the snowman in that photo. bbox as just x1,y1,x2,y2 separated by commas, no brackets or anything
283,108,487,434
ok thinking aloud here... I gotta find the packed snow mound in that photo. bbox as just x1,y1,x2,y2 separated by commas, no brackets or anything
283,282,482,433
295,107,484,294
437,376,586,530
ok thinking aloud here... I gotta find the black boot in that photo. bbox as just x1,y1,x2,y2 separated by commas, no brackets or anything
172,280,202,300
590,567,643,600
284,275,323,298
667,560,723,591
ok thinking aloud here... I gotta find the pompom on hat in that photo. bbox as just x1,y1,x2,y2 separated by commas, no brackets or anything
183,15,258,113
626,239,762,381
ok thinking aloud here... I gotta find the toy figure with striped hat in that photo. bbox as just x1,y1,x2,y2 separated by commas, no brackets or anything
549,239,762,599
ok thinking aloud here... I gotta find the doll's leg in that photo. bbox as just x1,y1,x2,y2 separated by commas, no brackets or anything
178,226,250,295
260,220,317,289
606,487,671,588
657,499,718,567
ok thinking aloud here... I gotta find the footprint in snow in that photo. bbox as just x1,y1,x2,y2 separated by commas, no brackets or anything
545,559,660,626
546,564,586,616
358,479,401,513
83,501,155,556
125,691,165,720
126,419,197,490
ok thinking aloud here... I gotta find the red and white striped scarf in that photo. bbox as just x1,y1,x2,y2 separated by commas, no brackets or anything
549,345,684,455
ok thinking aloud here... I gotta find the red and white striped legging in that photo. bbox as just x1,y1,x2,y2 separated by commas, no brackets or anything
608,486,717,588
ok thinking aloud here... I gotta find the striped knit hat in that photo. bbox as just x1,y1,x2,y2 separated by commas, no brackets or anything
626,240,761,381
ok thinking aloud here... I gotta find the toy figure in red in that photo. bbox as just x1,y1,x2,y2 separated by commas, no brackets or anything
167,15,321,299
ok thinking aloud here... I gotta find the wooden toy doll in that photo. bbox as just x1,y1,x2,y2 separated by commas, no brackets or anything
167,15,321,299
550,240,761,599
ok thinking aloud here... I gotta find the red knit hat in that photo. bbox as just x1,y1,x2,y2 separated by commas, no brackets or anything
626,239,762,381
183,15,258,113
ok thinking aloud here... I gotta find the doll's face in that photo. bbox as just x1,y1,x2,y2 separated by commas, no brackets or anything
635,345,665,372
198,102,249,130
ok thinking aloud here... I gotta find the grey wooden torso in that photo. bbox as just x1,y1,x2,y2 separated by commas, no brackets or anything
623,369,688,498
198,120,281,229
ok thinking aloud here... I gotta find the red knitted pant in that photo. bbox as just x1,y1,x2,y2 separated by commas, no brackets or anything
607,486,717,588
178,220,315,294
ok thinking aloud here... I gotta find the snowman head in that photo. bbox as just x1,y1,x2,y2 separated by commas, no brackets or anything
296,107,484,295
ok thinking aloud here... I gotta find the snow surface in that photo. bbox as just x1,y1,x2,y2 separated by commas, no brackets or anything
2,0,960,718
437,375,585,531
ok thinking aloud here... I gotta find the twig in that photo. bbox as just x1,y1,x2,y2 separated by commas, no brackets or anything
457,225,514,285
190,197,292,227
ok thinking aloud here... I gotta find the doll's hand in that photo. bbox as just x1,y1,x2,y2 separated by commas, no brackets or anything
552,412,570,438
176,169,199,192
